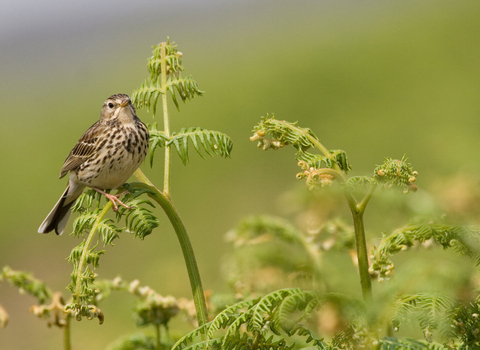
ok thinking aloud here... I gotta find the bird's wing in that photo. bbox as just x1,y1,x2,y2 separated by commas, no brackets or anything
59,121,106,178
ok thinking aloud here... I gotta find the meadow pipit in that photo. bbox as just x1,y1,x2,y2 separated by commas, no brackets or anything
38,94,149,235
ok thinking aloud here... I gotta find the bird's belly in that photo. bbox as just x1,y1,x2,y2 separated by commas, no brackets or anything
75,149,143,190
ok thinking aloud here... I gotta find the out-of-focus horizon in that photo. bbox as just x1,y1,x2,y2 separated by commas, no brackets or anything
1,0,480,348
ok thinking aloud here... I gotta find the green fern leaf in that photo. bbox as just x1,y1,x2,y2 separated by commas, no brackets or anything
166,75,203,111
168,128,233,166
117,199,159,240
250,289,302,333
207,298,261,339
371,224,479,280
131,80,164,116
148,124,169,167
96,219,122,246
275,290,320,333
71,209,102,237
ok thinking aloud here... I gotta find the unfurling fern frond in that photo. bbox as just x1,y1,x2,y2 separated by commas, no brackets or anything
296,150,351,175
374,156,418,193
149,38,185,81
251,115,318,152
370,224,479,280
1,266,52,304
132,39,202,114
168,128,233,166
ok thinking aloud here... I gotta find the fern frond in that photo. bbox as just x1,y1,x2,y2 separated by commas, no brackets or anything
390,292,456,342
132,39,202,114
290,326,329,349
249,288,303,333
71,209,102,237
166,75,203,111
1,266,52,304
174,289,326,350
71,189,98,212
297,150,351,173
207,298,261,339
172,323,210,350
117,199,159,240
148,123,169,167
374,156,418,193
168,127,233,165
371,224,479,280
149,39,184,80
97,219,122,246
252,115,318,152
131,80,163,115
276,290,321,333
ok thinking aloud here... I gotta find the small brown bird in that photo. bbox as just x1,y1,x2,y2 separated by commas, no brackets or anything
38,94,149,235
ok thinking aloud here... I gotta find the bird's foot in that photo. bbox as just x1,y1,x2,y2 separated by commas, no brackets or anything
92,188,131,212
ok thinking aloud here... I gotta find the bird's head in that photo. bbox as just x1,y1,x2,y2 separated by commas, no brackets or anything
101,94,137,123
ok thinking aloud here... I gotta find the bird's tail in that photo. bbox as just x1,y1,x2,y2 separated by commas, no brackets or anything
38,183,85,235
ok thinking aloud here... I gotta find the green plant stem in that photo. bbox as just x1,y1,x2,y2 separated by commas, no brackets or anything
133,170,209,326
74,201,113,303
160,42,171,197
63,314,71,350
298,121,373,299
349,206,372,301
358,185,377,212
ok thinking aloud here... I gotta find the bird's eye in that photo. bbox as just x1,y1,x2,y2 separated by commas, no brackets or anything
108,102,114,108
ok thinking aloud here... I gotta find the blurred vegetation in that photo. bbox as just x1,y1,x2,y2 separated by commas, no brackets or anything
1,0,480,349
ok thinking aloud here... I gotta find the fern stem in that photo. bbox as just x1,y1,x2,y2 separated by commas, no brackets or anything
349,208,372,301
357,184,377,212
131,176,209,326
63,314,71,350
161,42,172,197
74,201,113,303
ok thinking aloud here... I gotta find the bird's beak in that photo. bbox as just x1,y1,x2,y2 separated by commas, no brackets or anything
120,97,131,108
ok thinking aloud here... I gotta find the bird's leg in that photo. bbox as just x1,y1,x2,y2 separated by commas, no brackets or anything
92,187,131,212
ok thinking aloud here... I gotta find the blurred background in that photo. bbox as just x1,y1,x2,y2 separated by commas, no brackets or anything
1,0,480,348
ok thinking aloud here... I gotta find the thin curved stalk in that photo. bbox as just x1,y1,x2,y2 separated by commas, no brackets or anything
133,170,209,326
